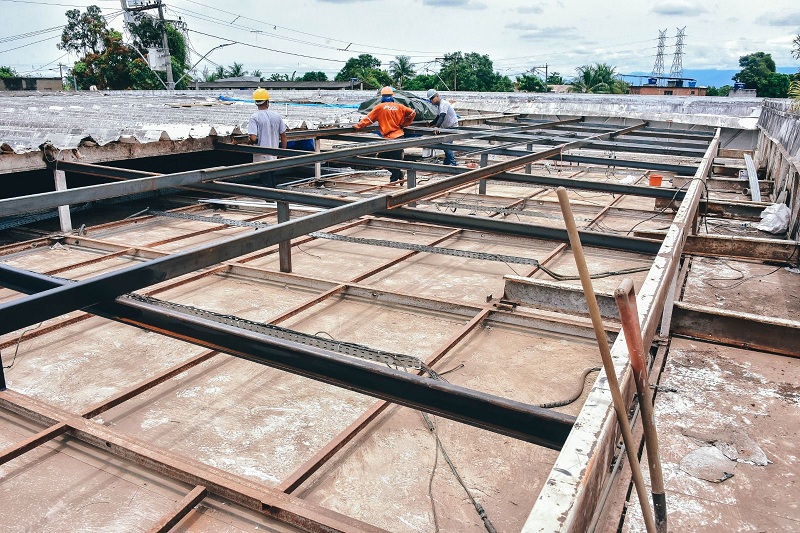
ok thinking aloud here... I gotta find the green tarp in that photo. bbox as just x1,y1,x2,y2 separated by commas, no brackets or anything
357,89,438,121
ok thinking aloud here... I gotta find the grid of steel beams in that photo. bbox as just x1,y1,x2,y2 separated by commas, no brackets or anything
0,115,720,532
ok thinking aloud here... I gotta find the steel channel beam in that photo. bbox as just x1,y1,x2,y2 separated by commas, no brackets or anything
0,196,386,335
419,142,699,174
386,122,648,207
338,156,688,200
42,161,666,252
193,182,662,254
0,267,575,449
440,127,709,157
0,132,467,218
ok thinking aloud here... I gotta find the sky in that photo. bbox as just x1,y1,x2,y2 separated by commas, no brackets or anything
1,0,799,82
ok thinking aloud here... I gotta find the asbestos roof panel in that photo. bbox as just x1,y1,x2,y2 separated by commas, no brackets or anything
0,90,366,154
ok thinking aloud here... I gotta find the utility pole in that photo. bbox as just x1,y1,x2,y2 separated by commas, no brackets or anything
157,1,175,90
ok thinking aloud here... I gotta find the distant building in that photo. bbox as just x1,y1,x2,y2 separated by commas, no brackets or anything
0,77,62,91
629,85,707,96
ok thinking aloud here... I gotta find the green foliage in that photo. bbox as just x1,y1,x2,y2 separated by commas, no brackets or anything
570,63,627,94
733,52,791,97
226,62,247,78
300,71,328,81
517,73,548,92
706,85,732,97
334,54,391,89
793,35,800,60
546,72,563,85
0,66,16,78
58,5,106,55
251,70,262,79
435,51,513,92
59,6,191,89
402,73,441,91
789,80,800,111
389,55,415,88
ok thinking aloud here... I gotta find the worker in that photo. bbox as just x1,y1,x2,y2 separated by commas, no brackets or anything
427,88,459,166
353,86,416,182
247,88,288,187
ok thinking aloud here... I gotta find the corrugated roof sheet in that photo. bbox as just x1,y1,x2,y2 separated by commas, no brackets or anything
0,90,366,154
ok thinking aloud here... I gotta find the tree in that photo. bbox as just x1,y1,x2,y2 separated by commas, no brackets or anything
0,66,16,78
517,73,548,92
733,52,791,97
126,12,190,85
301,71,328,81
403,73,442,91
546,72,563,85
706,85,732,97
251,69,262,79
334,54,391,88
226,62,247,78
793,34,800,60
570,63,627,94
437,51,511,92
58,5,106,55
335,54,381,81
389,55,415,88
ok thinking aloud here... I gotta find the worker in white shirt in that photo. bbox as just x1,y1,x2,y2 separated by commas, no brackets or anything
427,88,459,166
247,88,287,187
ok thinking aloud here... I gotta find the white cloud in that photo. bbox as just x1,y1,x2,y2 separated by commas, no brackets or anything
756,10,800,26
651,1,708,16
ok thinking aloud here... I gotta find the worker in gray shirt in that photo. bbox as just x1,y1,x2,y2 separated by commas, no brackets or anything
247,87,288,187
427,89,458,165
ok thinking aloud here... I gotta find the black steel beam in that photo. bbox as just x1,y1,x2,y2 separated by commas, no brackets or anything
418,142,698,174
339,156,689,200
386,122,648,207
0,196,386,335
0,266,575,449
0,132,468,218
50,160,666,253
197,182,662,254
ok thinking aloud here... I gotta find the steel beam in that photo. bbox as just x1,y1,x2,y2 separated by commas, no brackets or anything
671,302,800,357
0,132,467,218
0,267,575,449
0,197,386,335
386,123,648,207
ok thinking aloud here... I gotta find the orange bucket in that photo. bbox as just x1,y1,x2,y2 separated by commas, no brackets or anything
649,174,663,187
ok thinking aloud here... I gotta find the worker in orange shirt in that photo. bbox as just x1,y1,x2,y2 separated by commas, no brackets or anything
353,86,416,182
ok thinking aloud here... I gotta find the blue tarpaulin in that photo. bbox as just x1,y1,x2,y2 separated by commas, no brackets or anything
217,95,359,108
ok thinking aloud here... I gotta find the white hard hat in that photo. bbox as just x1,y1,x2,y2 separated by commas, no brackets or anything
426,88,438,99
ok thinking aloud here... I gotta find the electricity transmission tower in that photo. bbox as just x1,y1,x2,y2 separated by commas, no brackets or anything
669,27,686,79
652,29,667,85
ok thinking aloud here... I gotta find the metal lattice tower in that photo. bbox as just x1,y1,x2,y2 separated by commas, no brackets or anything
652,29,668,82
669,27,686,79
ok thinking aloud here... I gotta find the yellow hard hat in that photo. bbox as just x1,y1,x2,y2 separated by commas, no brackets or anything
380,86,394,96
253,88,270,103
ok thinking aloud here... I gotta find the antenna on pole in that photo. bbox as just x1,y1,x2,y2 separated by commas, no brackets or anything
652,29,667,85
669,26,686,79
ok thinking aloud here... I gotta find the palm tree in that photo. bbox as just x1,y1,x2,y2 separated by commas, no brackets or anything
389,55,415,88
251,69,262,78
570,63,627,94
214,65,225,80
225,62,247,78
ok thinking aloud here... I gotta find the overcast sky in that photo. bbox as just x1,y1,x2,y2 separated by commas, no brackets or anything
2,0,799,80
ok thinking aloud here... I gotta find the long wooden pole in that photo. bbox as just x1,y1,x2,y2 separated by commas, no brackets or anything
556,187,657,533
615,278,667,533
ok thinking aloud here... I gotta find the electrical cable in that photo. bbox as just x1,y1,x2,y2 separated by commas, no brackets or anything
187,29,347,63
3,322,44,370
180,0,440,56
534,367,602,409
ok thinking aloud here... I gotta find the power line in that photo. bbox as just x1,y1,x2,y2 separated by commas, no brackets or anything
187,29,347,63
178,0,440,56
0,0,117,6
